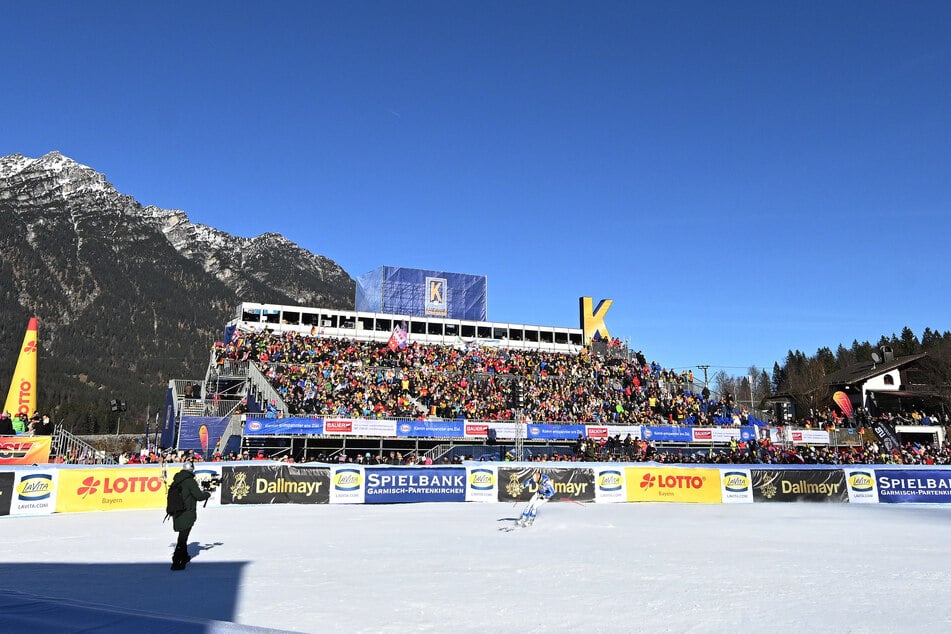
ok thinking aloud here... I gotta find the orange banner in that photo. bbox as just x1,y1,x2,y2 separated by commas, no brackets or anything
624,467,722,503
0,436,52,465
55,467,177,513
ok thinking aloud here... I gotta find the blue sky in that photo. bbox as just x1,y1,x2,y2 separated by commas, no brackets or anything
3,2,949,374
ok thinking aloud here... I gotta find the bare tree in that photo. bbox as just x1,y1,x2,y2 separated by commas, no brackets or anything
781,356,830,420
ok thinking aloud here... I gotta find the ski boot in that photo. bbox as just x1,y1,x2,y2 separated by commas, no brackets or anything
171,547,190,571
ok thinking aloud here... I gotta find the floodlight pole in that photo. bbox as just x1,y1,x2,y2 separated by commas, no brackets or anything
514,408,524,460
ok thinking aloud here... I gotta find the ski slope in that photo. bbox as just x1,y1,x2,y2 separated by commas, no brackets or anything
1,502,950,633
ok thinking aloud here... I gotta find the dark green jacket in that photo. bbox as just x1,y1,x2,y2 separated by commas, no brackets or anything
171,469,210,532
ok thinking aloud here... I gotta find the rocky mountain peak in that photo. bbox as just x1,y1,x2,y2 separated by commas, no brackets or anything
0,151,356,430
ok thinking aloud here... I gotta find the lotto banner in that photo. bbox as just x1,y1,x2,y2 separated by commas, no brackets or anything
624,467,722,503
220,465,330,505
0,436,52,465
11,470,58,515
55,467,169,513
750,469,847,502
496,467,595,503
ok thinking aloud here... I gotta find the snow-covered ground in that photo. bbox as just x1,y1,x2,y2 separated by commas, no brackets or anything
2,502,950,633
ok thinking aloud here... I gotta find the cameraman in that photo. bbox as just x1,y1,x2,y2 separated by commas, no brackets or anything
170,461,211,570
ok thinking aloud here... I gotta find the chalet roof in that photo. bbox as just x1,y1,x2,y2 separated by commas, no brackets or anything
824,353,929,386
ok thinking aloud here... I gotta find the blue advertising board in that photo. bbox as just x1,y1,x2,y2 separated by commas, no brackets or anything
640,426,693,442
396,420,466,438
244,418,325,436
527,424,586,440
178,416,231,456
875,469,951,503
364,467,467,503
355,266,488,321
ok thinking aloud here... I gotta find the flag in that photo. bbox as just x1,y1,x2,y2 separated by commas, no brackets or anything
387,322,409,351
4,317,38,418
832,391,853,418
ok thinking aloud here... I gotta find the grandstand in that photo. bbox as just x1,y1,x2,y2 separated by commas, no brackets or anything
159,299,814,462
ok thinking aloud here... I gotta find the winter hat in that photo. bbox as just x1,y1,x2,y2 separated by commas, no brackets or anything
183,461,195,472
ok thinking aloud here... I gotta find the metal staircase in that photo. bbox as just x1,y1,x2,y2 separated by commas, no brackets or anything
51,425,116,464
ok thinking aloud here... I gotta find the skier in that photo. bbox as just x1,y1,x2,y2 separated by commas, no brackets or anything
170,461,210,570
517,469,555,527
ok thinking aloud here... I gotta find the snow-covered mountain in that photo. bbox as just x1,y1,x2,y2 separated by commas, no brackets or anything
0,151,355,429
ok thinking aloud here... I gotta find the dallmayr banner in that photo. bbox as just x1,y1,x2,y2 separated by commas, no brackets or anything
0,436,52,465
56,467,168,513
364,467,466,504
0,472,14,516
751,469,848,502
220,465,330,505
496,467,595,503
11,470,57,515
875,469,951,503
624,467,722,503
466,466,498,502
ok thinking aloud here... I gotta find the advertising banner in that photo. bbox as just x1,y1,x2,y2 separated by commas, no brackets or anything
177,416,230,455
844,469,878,503
624,467,722,503
220,465,330,505
595,467,627,503
244,418,325,436
0,436,52,465
790,430,831,445
497,467,595,503
526,424,587,441
466,466,498,502
640,426,692,443
870,420,901,453
875,469,951,503
325,419,397,437
720,469,754,504
396,420,465,438
193,465,223,507
692,428,749,444
364,467,466,504
11,470,58,515
0,472,13,516
330,466,365,504
464,423,489,439
585,426,644,441
56,467,169,513
750,469,847,502
484,422,522,440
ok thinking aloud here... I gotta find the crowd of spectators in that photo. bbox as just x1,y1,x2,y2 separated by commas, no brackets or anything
213,330,751,426
0,411,53,436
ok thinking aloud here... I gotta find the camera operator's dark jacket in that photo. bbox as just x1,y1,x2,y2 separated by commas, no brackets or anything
171,469,211,532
